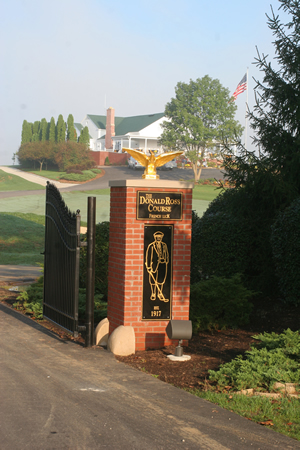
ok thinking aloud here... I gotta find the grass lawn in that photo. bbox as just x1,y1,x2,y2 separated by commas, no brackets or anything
192,183,221,201
193,391,300,441
0,213,44,265
23,168,102,182
0,184,220,223
0,169,44,191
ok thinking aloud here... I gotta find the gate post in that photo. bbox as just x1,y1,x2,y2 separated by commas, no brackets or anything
85,197,96,347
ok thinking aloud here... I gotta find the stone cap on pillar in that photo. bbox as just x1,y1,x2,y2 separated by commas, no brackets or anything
109,180,194,189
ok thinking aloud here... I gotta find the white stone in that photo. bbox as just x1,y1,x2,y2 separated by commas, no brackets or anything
95,318,109,346
273,382,285,391
107,325,135,356
285,383,296,394
240,389,254,395
167,355,191,362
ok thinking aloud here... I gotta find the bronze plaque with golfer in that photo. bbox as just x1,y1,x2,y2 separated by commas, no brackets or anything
142,225,173,320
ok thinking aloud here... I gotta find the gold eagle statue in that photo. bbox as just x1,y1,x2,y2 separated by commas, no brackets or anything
123,148,183,179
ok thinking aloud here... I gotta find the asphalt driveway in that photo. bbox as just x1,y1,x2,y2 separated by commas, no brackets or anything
1,302,298,450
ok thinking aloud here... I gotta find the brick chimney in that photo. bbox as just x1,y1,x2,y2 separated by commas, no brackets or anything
105,107,115,150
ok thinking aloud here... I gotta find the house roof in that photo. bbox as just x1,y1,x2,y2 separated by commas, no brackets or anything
86,113,164,135
74,123,83,131
75,123,92,139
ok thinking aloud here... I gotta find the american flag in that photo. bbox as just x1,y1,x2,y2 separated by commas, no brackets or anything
232,73,247,100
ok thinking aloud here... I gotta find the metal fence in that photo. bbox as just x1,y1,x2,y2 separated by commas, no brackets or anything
43,182,81,336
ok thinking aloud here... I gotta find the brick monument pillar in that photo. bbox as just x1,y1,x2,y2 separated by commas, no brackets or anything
107,179,193,351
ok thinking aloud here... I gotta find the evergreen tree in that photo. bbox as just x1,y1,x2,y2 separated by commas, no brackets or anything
32,133,40,142
48,117,56,143
78,126,90,146
67,114,77,141
40,118,48,141
207,0,300,296
33,121,40,137
56,114,66,143
21,120,33,144
224,0,300,209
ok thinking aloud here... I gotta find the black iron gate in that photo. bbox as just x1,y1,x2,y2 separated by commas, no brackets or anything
43,182,96,346
43,182,81,336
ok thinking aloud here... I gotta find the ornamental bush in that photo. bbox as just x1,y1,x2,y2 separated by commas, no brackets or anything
189,274,253,332
191,189,250,284
209,329,300,391
59,170,98,182
271,197,300,305
191,187,278,295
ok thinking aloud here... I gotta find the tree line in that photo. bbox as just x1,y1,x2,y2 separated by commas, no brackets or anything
18,114,93,171
21,114,89,145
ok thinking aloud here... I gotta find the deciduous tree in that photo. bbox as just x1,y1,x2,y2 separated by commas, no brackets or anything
17,142,55,171
160,76,242,181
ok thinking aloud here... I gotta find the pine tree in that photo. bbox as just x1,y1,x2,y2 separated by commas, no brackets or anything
33,121,40,137
56,114,66,143
213,0,300,295
224,0,300,208
78,126,90,146
67,114,77,142
40,118,48,142
21,120,33,144
49,117,56,143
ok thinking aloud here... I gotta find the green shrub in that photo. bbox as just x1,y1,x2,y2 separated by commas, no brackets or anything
191,188,278,295
14,276,44,319
78,289,107,323
209,329,300,391
191,189,250,284
271,197,300,305
189,274,253,332
104,157,110,166
14,277,107,324
80,221,110,299
54,142,95,172
59,170,98,182
66,168,83,174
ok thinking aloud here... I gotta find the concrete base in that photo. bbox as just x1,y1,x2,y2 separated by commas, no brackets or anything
167,355,191,362
107,325,135,356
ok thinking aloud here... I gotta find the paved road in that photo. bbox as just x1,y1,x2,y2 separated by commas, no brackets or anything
0,166,225,198
1,302,298,450
0,265,42,283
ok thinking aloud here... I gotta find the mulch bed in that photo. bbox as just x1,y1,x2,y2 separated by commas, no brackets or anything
1,282,300,390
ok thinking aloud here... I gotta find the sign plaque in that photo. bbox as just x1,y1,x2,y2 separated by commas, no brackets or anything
142,225,173,321
137,191,182,221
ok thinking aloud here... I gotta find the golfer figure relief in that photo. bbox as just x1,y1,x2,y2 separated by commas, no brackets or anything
145,231,169,302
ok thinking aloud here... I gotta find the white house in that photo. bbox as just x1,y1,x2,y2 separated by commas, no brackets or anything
77,108,165,153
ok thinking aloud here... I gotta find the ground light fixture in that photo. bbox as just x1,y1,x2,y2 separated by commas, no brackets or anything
166,320,192,361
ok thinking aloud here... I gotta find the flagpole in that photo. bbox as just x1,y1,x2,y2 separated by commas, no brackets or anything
245,67,249,149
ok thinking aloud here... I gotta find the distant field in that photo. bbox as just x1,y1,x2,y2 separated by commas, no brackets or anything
192,184,221,201
0,183,222,265
0,213,44,265
0,169,44,191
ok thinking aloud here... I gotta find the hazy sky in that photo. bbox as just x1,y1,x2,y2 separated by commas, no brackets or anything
1,0,284,165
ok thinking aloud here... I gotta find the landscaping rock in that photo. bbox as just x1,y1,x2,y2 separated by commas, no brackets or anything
95,317,109,346
107,325,135,356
